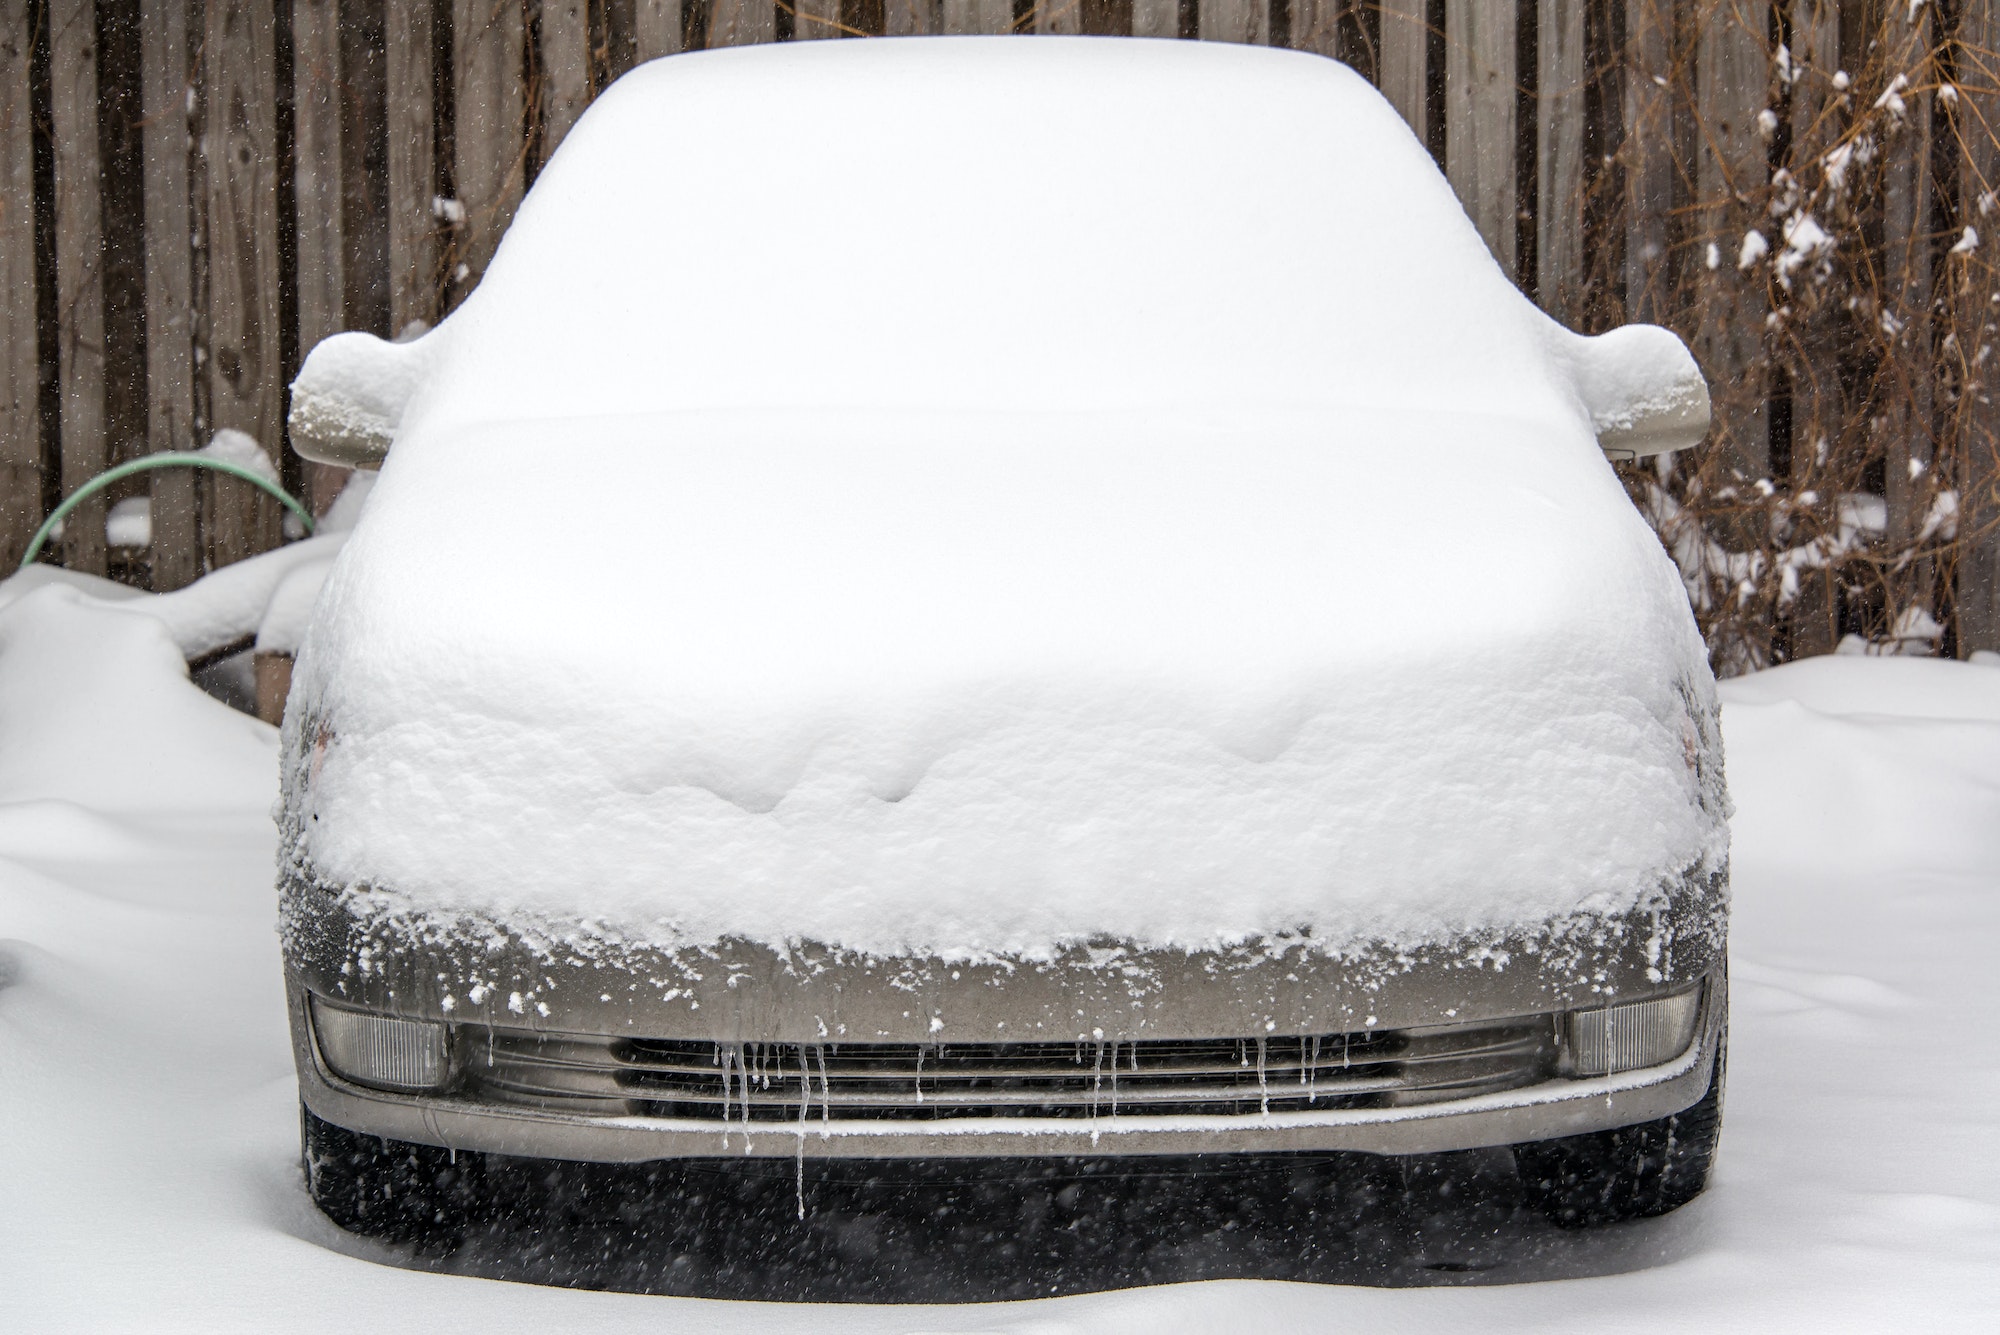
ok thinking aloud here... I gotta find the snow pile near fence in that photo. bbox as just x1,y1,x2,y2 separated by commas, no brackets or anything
0,585,275,812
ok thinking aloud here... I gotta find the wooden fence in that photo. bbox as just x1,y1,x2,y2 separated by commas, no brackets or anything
3,2,1998,664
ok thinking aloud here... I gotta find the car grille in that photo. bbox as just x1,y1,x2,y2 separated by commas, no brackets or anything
457,1018,1557,1123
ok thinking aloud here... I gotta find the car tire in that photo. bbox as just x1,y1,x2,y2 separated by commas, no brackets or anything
300,1103,480,1246
1512,1032,1726,1229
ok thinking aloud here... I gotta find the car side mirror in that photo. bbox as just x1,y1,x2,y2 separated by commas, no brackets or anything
1555,323,1713,462
287,328,443,469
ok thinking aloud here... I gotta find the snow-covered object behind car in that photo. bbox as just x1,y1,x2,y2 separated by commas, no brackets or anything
287,39,1727,961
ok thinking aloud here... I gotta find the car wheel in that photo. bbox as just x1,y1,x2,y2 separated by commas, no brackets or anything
1512,1031,1725,1229
300,1103,480,1246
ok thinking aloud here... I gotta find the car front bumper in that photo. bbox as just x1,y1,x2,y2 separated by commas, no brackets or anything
289,969,1725,1162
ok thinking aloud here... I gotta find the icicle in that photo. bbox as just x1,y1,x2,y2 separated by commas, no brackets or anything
817,1044,831,1134
1108,1040,1119,1117
795,1044,810,1220
1089,1039,1106,1146
715,1042,735,1149
1256,1036,1269,1116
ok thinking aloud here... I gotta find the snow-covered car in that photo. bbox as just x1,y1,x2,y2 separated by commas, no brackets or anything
280,37,1727,1244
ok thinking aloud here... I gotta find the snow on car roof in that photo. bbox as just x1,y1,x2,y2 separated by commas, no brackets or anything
288,40,1726,961
402,37,1580,434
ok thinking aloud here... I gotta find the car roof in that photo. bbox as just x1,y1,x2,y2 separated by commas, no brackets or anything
398,37,1580,440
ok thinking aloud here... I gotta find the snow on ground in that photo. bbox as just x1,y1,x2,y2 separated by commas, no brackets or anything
2,586,1996,1329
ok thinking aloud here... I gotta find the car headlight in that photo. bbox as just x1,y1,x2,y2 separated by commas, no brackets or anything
1561,985,1703,1077
309,995,451,1092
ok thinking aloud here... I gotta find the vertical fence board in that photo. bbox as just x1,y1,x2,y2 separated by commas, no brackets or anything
1961,0,2000,651
1287,0,1344,59
51,0,106,574
0,0,37,567
1130,0,1174,38
709,0,776,44
1880,11,1933,597
1784,0,1843,655
296,0,352,515
540,0,591,156
1198,0,1265,45
1378,0,1427,142
942,0,1010,32
1623,0,1673,321
1537,0,1585,318
1693,0,1770,489
453,0,528,297
95,1,147,487
1444,0,1515,274
386,0,438,334
141,0,201,587
634,0,685,55
887,0,937,34
1080,0,1131,34
292,0,343,351
203,0,285,567
1034,0,1080,34
796,0,843,37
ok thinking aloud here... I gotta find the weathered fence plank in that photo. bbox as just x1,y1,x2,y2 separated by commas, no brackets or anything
292,0,344,352
1961,0,2000,652
0,0,38,568
540,0,592,157
453,0,529,298
1378,0,1428,144
1538,0,1586,318
141,0,201,588
887,0,938,35
1199,0,1266,46
51,0,106,575
1079,0,1130,35
634,0,685,55
1623,0,1674,322
1130,0,1174,39
1879,10,1934,598
1288,0,1334,56
942,0,1011,33
1032,0,1080,35
1783,0,1844,657
1445,0,1516,275
797,0,843,37
710,0,777,45
1692,0,1770,490
337,0,390,338
294,0,352,515
202,0,285,569
386,0,438,333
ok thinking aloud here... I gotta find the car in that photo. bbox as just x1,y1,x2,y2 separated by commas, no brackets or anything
280,36,1726,1260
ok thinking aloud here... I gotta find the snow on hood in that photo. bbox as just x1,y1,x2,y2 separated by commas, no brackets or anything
284,39,1727,960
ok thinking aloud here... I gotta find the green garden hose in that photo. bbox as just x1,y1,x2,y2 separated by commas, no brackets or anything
17,452,315,570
